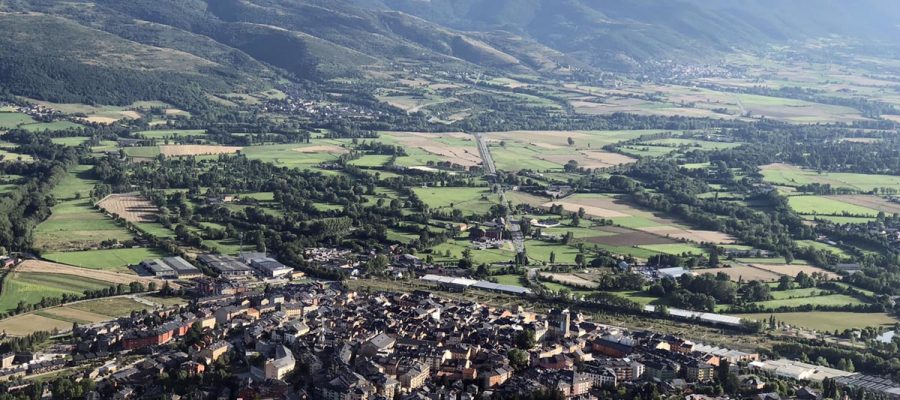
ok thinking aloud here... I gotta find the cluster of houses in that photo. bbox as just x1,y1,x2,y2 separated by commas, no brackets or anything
2,281,899,399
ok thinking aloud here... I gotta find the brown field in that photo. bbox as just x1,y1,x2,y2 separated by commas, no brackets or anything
121,111,142,119
585,230,678,246
697,265,782,282
840,137,881,143
292,145,349,154
40,307,113,323
637,226,737,244
825,195,900,215
486,130,596,147
540,151,636,169
17,260,172,287
419,145,482,166
506,191,550,207
0,314,72,336
389,132,482,166
883,115,900,123
539,272,599,288
750,263,840,280
159,145,242,156
545,200,630,218
531,142,563,149
81,116,119,124
96,193,159,223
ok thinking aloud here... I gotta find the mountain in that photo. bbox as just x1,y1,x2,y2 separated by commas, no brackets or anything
352,0,900,70
1,0,898,109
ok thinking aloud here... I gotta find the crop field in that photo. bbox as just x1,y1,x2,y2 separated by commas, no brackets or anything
15,260,170,287
0,111,37,129
753,294,864,309
734,312,898,331
761,163,900,192
412,186,501,215
0,147,34,162
34,199,135,251
637,243,706,256
241,141,350,169
21,121,83,132
794,240,851,259
489,143,636,171
538,272,599,288
697,265,782,282
0,271,112,313
0,296,167,337
378,131,482,167
349,155,391,168
825,195,900,215
159,144,242,157
642,138,743,150
97,193,159,222
42,247,167,272
50,136,90,146
787,196,880,217
135,129,206,139
749,263,840,280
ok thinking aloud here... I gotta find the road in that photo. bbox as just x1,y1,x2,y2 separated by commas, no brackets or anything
473,132,525,255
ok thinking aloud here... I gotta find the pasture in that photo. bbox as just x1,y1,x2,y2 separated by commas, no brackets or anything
34,199,134,251
749,263,840,280
696,265,782,282
0,271,111,313
135,129,207,139
0,111,36,129
412,186,501,215
0,296,172,337
787,196,880,217
761,163,900,192
377,131,482,168
734,312,898,331
241,141,350,169
159,145,242,157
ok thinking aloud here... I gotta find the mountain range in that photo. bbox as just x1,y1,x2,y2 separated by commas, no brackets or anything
1,0,898,105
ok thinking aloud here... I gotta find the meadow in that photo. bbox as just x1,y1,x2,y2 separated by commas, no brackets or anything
0,272,112,313
787,195,880,217
412,186,501,215
762,163,900,192
734,312,898,331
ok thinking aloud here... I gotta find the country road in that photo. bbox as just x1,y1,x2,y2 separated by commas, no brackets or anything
473,132,525,255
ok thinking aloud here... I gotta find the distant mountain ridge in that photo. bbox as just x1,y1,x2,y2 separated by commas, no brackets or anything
352,0,900,70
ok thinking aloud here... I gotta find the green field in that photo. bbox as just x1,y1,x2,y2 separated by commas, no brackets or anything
752,294,864,309
349,155,392,168
123,146,161,158
0,272,112,313
43,248,167,273
0,112,37,129
241,141,349,169
788,196,879,217
135,129,206,139
492,274,526,287
412,186,501,215
762,163,900,192
21,121,83,132
734,312,898,331
51,136,90,146
794,240,851,259
51,165,98,200
637,243,706,256
431,237,517,265
0,148,34,162
34,199,135,251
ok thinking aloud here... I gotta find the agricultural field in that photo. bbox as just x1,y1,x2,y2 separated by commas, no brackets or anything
51,165,98,200
734,312,898,331
794,240,851,259
482,130,659,171
431,237,517,265
97,193,160,222
492,274,526,287
538,272,599,288
241,141,350,169
762,163,900,192
377,131,482,168
0,271,112,313
159,144,242,157
42,247,167,273
50,136,90,146
696,265,782,282
412,186,501,215
0,111,37,129
0,147,34,162
34,198,135,251
135,129,207,139
787,196,880,217
752,294,865,309
749,263,840,280
0,296,181,337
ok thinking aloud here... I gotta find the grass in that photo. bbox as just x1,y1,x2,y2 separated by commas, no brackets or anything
34,199,135,251
492,274,526,287
412,186,501,215
51,165,97,201
788,196,880,217
794,240,851,259
51,137,89,146
637,243,706,256
0,112,36,128
69,297,156,317
123,146,161,158
734,312,898,331
0,148,34,162
21,121,83,132
762,163,900,192
752,294,864,309
42,248,167,273
0,272,112,313
431,237,517,265
349,155,392,168
135,129,206,139
241,141,348,169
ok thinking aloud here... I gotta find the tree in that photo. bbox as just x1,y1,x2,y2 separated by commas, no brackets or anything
567,137,574,146
777,275,793,290
708,248,720,267
549,251,556,264
507,349,529,371
515,329,536,349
